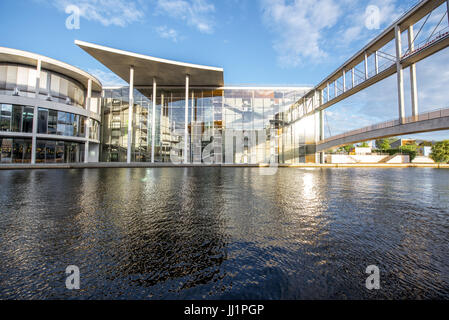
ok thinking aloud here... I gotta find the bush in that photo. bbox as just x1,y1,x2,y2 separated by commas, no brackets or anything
430,140,449,163
386,148,417,161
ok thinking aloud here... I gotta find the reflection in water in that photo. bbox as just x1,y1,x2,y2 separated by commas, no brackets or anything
0,168,448,299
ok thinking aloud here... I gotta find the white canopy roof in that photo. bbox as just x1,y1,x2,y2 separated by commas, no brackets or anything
75,40,224,87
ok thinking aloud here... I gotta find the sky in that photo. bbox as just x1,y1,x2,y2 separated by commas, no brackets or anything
1,0,448,141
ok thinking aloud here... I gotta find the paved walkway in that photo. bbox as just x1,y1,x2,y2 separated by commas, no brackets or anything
1,163,449,170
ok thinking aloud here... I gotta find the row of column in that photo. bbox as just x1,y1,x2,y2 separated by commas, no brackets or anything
29,59,93,164
126,66,191,164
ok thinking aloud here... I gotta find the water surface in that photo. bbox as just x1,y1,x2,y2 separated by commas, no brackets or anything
0,168,448,299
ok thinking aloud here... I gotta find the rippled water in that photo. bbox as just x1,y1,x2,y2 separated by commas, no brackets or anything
0,168,448,299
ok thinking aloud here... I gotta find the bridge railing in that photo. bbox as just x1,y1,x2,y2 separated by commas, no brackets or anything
403,26,449,59
321,107,449,144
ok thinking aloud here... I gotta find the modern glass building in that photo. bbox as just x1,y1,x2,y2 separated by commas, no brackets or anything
0,43,322,165
0,47,102,164
101,86,318,164
76,41,321,165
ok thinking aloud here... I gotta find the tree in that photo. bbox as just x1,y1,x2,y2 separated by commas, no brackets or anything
399,144,417,161
430,140,449,163
360,142,370,148
337,144,354,153
343,144,354,153
375,138,396,150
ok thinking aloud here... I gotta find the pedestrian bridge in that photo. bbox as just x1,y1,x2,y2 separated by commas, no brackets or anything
317,108,449,152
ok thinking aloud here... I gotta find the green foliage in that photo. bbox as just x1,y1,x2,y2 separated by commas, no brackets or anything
430,140,449,163
399,144,417,152
386,148,417,161
375,138,395,150
359,142,369,148
340,144,354,153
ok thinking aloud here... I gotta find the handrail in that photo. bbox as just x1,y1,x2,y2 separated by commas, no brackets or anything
321,107,449,143
403,26,449,58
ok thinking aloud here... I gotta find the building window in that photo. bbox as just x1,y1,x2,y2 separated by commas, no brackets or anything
22,106,33,133
37,107,86,137
35,139,84,163
0,138,32,163
38,108,48,134
0,104,34,133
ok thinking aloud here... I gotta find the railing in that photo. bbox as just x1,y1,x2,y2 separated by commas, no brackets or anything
403,26,449,59
321,107,449,144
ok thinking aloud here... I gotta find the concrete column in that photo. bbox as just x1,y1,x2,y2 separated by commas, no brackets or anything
151,77,157,163
395,25,406,124
84,78,92,163
343,70,346,93
447,0,449,26
319,110,325,164
160,93,164,161
375,51,379,74
318,89,325,164
184,74,190,164
31,59,41,164
408,25,419,118
364,52,369,80
127,66,134,163
190,91,195,161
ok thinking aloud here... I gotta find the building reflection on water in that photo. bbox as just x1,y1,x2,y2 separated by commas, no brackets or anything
0,168,448,299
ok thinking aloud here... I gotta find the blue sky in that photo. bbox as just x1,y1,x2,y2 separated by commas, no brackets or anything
1,0,448,140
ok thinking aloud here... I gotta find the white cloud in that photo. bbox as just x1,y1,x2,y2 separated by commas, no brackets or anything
338,0,404,45
260,0,417,67
47,0,145,27
156,0,215,34
261,0,341,67
155,26,179,42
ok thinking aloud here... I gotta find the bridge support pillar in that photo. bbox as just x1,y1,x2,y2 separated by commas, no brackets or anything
447,0,449,26
395,25,406,124
408,25,419,119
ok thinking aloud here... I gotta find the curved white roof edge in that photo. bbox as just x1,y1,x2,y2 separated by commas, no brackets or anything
0,46,102,91
74,40,224,72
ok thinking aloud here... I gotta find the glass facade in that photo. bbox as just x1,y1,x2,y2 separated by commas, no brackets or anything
101,87,317,164
37,107,85,137
0,63,94,109
0,104,34,133
0,138,32,163
0,53,102,165
35,140,85,163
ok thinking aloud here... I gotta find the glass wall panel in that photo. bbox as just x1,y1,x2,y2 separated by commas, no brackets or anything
35,139,84,163
0,104,12,131
0,104,34,133
101,87,313,164
48,109,57,134
0,138,32,163
11,105,22,132
22,106,33,133
0,138,12,163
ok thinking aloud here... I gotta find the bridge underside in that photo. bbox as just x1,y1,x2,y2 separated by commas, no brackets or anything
317,116,449,152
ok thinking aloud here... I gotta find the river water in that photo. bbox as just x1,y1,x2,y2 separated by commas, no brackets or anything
0,167,448,299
